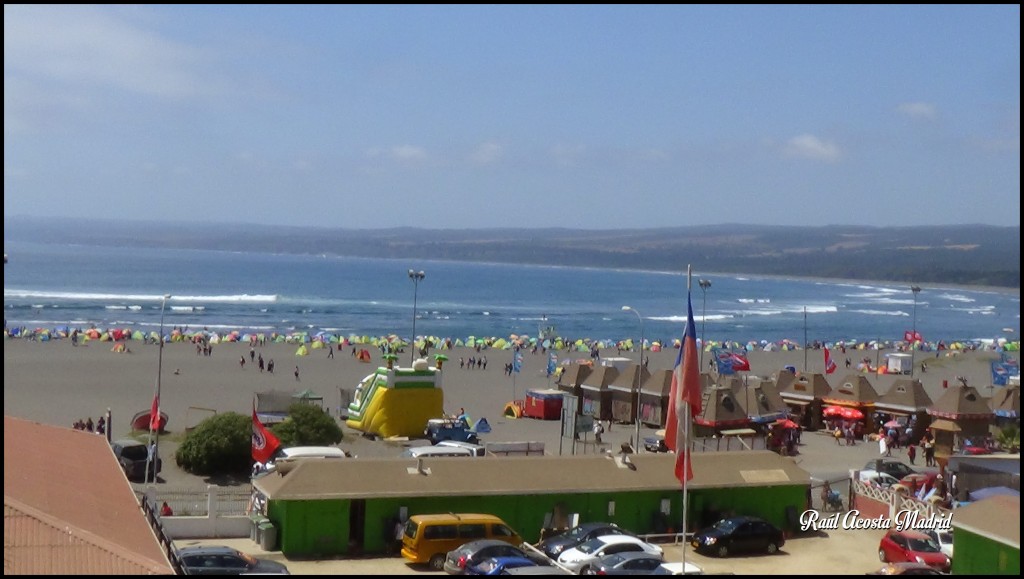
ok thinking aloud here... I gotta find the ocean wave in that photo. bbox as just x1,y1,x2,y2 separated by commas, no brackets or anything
849,309,908,317
4,290,279,303
650,314,733,323
737,298,772,304
936,293,975,303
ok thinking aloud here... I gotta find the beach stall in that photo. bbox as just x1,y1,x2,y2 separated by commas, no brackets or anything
875,378,934,444
990,385,1020,421
639,369,673,427
523,389,564,421
580,365,620,422
736,378,789,425
557,362,593,415
822,374,881,435
608,364,650,424
928,384,994,465
693,385,751,438
776,371,832,431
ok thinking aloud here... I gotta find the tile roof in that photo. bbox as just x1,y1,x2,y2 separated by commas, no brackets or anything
3,416,174,575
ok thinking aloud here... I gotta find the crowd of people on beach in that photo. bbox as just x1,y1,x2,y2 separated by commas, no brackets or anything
72,416,105,435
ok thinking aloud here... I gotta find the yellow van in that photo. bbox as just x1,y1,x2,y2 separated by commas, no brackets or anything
400,513,522,570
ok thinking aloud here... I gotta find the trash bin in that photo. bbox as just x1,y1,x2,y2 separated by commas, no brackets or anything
251,515,268,542
258,522,277,551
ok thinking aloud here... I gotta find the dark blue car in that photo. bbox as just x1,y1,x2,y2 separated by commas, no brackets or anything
466,556,540,575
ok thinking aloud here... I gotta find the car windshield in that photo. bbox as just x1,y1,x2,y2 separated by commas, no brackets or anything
575,538,605,554
907,537,940,552
713,519,738,533
565,525,598,539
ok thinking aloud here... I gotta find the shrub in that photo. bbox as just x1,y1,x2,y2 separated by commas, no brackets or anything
272,403,343,447
175,412,251,476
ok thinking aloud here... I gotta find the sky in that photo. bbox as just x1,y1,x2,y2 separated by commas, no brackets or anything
3,5,1020,229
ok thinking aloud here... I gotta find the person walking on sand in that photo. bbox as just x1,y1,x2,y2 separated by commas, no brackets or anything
267,359,274,374
294,365,300,381
239,356,246,369
328,344,334,359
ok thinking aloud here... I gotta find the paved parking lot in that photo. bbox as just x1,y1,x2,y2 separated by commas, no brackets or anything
175,524,889,575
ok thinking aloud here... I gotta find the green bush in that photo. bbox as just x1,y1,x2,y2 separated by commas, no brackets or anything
175,412,251,476
272,403,343,447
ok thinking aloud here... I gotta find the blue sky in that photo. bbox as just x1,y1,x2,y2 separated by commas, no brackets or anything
4,5,1020,229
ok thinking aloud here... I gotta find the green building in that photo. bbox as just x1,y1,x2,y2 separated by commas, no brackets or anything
951,494,1020,575
252,450,809,557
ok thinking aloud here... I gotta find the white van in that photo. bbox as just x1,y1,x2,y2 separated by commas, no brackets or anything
400,445,475,459
259,446,348,474
434,440,487,457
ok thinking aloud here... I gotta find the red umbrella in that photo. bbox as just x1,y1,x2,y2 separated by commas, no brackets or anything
775,419,799,429
822,405,844,417
839,407,865,421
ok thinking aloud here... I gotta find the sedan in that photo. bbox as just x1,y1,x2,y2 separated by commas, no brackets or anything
537,522,635,559
581,552,665,575
443,539,530,575
178,545,289,575
465,556,541,576
878,530,950,573
557,535,663,574
691,516,785,558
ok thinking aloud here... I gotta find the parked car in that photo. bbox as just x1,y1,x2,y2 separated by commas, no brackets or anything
110,439,160,481
466,556,541,576
537,522,635,559
443,539,531,575
922,529,954,560
177,545,289,575
643,433,668,453
691,516,785,558
402,513,522,570
868,562,944,575
858,469,902,489
862,459,916,480
556,535,663,574
425,418,479,444
877,529,950,573
580,552,665,575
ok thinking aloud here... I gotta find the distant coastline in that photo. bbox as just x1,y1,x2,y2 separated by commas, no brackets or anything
4,216,1020,289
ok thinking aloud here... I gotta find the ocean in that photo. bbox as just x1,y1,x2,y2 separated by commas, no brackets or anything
2,241,1019,346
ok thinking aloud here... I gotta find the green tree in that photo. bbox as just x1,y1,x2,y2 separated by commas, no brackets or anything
272,403,343,447
174,412,251,476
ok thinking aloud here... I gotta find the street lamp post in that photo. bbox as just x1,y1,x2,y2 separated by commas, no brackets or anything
622,306,644,451
910,285,921,378
408,270,425,365
698,279,711,370
145,294,170,485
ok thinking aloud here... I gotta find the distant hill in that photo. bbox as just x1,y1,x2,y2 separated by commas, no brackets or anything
3,217,1020,289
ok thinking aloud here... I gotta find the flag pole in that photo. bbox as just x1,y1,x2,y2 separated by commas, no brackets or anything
682,265,692,574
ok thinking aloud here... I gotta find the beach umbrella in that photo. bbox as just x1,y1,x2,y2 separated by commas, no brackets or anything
884,420,902,428
775,419,799,429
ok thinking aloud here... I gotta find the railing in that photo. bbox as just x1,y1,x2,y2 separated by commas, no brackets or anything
139,494,184,575
850,478,952,520
141,485,253,517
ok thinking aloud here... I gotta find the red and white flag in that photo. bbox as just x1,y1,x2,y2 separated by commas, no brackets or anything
824,347,837,375
252,403,282,465
665,289,703,483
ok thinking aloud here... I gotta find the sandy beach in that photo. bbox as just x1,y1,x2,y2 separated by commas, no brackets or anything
2,336,1014,487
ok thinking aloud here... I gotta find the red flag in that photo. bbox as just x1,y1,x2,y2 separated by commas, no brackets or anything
665,289,702,483
904,330,923,343
149,392,161,431
252,404,281,465
824,348,837,374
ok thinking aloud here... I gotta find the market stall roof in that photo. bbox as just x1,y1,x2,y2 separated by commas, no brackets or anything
608,364,651,393
778,373,832,401
822,374,880,406
876,379,933,413
928,385,994,420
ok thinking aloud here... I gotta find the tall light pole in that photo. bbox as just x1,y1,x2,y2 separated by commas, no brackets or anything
146,294,170,485
910,285,921,378
698,279,711,370
408,270,425,365
622,306,644,451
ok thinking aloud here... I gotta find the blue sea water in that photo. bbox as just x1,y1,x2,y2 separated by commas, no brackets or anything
2,241,1019,346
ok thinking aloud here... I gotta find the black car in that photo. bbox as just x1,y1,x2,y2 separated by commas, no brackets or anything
582,552,665,575
691,516,785,558
537,522,635,560
862,459,917,480
177,545,289,575
110,439,161,481
643,435,669,453
443,539,532,575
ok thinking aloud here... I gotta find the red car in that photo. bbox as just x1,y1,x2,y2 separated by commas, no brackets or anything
878,530,950,573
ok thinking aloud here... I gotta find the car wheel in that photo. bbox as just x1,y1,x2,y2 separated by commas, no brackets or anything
429,554,445,571
766,542,779,555
716,545,729,558
580,565,593,575
878,549,886,563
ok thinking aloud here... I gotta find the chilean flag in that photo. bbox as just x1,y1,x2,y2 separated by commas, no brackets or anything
824,347,837,375
665,289,703,483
